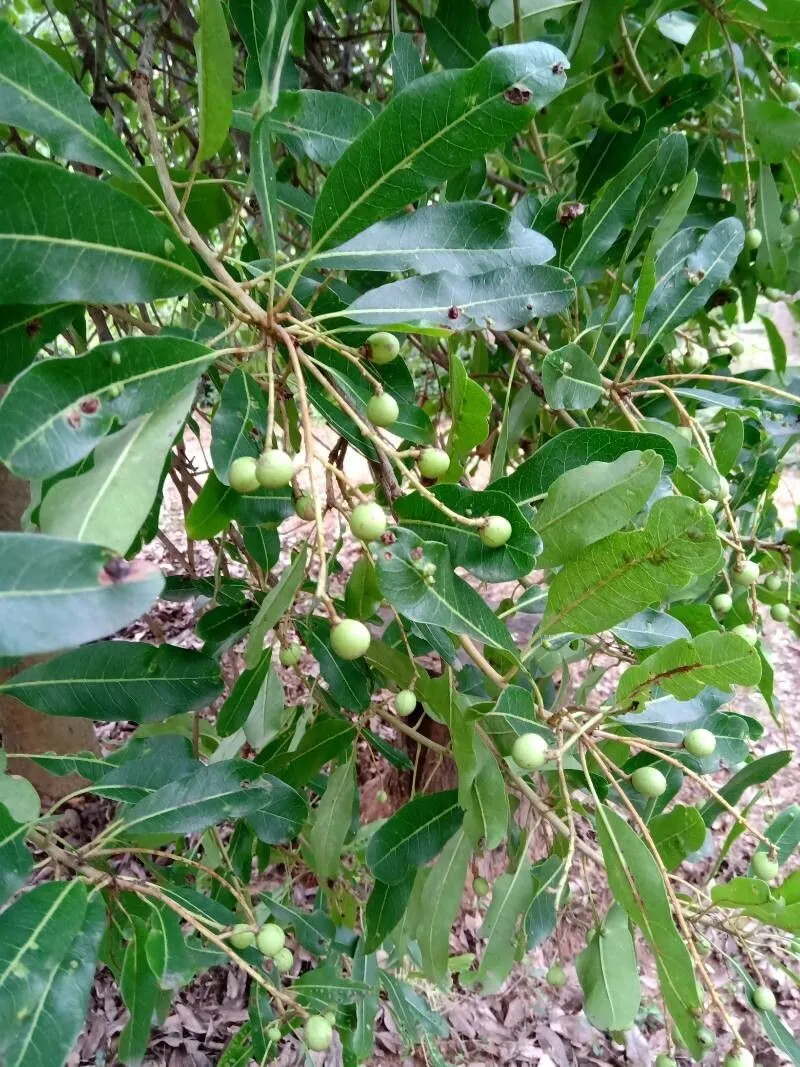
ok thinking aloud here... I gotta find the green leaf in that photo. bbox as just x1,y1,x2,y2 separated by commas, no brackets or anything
480,684,548,756
346,265,575,331
185,472,238,540
0,534,163,657
422,0,490,68
416,829,471,986
0,20,132,176
364,874,416,953
195,0,233,161
763,804,800,866
243,660,285,750
373,528,518,656
312,42,568,248
392,32,424,91
0,774,39,823
755,162,787,288
0,157,202,307
93,736,199,802
0,641,222,722
727,954,800,1065
262,895,335,955
118,914,159,1065
446,351,491,477
381,971,449,1044
308,755,356,881
0,303,79,384
541,344,603,411
316,201,554,275
649,804,706,870
394,484,541,582
39,384,195,553
265,716,357,789
576,905,640,1032
211,370,268,481
366,790,463,885
542,496,721,636
489,0,580,29
536,450,663,568
713,411,744,475
700,751,792,826
463,743,508,850
0,335,214,480
470,859,536,994
344,557,382,621
246,774,307,844
595,805,702,1057
616,632,761,708
0,805,32,907
145,904,203,991
744,99,800,163
218,649,274,736
293,963,370,1011
244,545,308,668
492,427,677,506
272,89,372,168
109,168,232,234
711,877,770,908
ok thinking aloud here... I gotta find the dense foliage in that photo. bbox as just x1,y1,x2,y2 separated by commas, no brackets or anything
0,0,799,1063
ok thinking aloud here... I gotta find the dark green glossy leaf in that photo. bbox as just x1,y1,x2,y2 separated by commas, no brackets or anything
446,350,491,477
118,914,159,1064
195,0,233,161
364,873,416,953
649,804,706,870
422,0,490,68
344,557,383,620
246,774,308,844
541,344,603,411
272,89,372,167
700,751,792,827
211,370,268,481
92,736,199,803
0,805,31,907
296,616,373,712
416,829,471,986
0,303,78,384
218,650,274,736
392,32,424,91
245,546,308,668
262,895,336,955
265,716,357,788
576,905,640,1031
293,962,370,1012
308,754,355,880
367,790,463,884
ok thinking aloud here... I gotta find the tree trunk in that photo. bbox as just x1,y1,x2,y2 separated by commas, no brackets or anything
0,438,99,800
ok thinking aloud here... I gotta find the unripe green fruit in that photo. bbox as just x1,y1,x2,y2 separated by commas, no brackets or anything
229,456,260,494
366,331,400,364
732,624,759,646
729,340,745,356
394,689,416,716
684,728,716,758
784,80,800,101
273,947,294,973
511,732,548,770
349,502,387,541
324,1011,337,1026
715,476,730,502
376,789,388,804
745,227,763,250
480,515,512,548
631,766,667,798
655,1056,677,1067
294,493,316,521
696,1025,715,1048
229,923,255,949
765,286,782,300
304,1015,333,1052
765,573,782,592
787,207,800,224
331,618,371,660
546,963,567,988
752,984,776,1012
366,392,399,428
256,448,294,489
712,593,733,614
732,559,760,586
255,923,285,957
418,447,451,479
752,851,780,881
266,1025,282,1042
684,350,707,371
725,1050,754,1067
473,875,490,897
280,642,302,667
771,602,790,622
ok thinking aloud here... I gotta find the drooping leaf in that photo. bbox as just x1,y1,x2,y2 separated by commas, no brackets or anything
700,751,793,827
541,344,603,411
0,303,79,384
118,913,160,1065
649,804,707,870
272,90,372,168
576,905,640,1031
244,546,308,668
366,790,463,885
217,649,274,737
446,350,491,477
211,369,268,481
470,859,536,994
422,0,490,68
308,755,356,881
0,805,32,907
264,716,357,789
364,874,416,953
195,0,234,161
416,830,471,986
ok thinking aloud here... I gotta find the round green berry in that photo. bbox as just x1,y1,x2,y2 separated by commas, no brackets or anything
732,624,759,646
696,1025,715,1048
376,789,388,804
366,331,400,365
366,392,399,428
255,448,294,489
273,947,294,973
511,732,548,771
256,923,285,957
725,1049,754,1067
752,851,780,881
752,984,776,1012
266,1024,282,1043
294,493,316,521
712,593,733,614
732,559,760,586
787,207,800,224
684,728,716,758
655,1056,677,1067
324,1011,337,1026
229,923,255,949
684,350,708,371
765,573,782,592
546,963,567,988
784,80,800,101
745,227,763,250
228,456,260,494
349,502,387,542
480,515,512,548
771,602,790,622
631,766,668,798
280,642,302,667
418,447,451,479
729,340,745,356
304,1015,333,1052
473,875,490,898
394,689,416,716
330,618,371,660
765,286,783,300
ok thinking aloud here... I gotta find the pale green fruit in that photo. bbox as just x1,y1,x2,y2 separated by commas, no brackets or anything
366,331,400,364
480,515,512,547
273,947,294,973
229,923,255,949
418,447,451,479
473,875,490,897
752,984,776,1012
330,619,371,660
684,350,708,371
376,789,388,804
771,602,790,622
696,1025,715,1048
366,392,399,427
745,227,763,250
280,642,302,667
765,286,782,300
787,207,800,224
294,493,316,521
349,502,387,541
255,922,285,957
655,1056,677,1067
684,728,716,758
546,963,567,988
631,766,667,797
394,689,416,716
511,732,548,770
266,1025,282,1043
732,624,759,646
715,476,730,502
729,340,745,356
304,1016,333,1051
229,456,260,494
765,573,782,592
255,448,294,489
752,851,780,881
724,1049,754,1067
732,559,760,586
712,593,733,614
783,80,800,101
